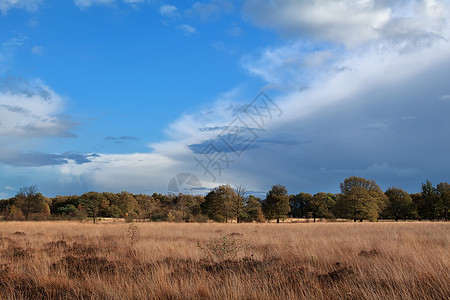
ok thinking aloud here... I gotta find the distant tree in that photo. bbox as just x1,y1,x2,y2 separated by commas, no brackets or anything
420,180,440,220
411,193,425,220
384,187,415,221
174,194,205,222
201,185,236,222
335,176,387,222
190,195,205,221
289,192,312,218
15,185,44,220
264,185,290,223
233,185,247,223
81,192,108,223
243,195,265,222
436,182,450,221
119,191,139,216
51,195,83,219
308,192,335,222
135,194,155,221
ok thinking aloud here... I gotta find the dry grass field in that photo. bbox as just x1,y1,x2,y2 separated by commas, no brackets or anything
0,221,448,299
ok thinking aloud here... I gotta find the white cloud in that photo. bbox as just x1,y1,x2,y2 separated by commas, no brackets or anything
57,152,181,193
440,94,450,100
0,36,28,74
178,24,196,35
241,42,337,86
242,0,450,47
3,0,450,196
31,45,43,55
0,78,75,137
186,0,233,21
74,0,115,8
0,0,41,14
73,0,145,8
159,4,178,17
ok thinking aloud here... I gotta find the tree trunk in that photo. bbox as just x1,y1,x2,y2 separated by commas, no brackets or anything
276,217,280,223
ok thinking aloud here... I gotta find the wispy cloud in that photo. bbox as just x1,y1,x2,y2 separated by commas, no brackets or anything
159,4,178,17
178,24,196,35
242,0,449,48
0,78,76,137
31,45,44,55
0,151,98,167
73,0,144,9
0,0,41,14
73,0,115,9
440,94,450,101
0,36,28,74
185,0,233,21
105,136,138,141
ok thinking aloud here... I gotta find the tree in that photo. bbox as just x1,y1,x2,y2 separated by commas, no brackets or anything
335,176,387,222
233,185,247,223
420,180,440,220
15,185,44,220
135,194,156,221
201,185,236,222
264,185,290,223
436,182,450,221
308,192,334,222
81,192,108,223
384,187,415,221
289,192,312,218
243,195,265,222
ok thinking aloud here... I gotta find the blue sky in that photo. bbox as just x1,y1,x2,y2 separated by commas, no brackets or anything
1,0,450,198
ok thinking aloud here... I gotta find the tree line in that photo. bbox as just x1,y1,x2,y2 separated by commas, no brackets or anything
0,176,449,222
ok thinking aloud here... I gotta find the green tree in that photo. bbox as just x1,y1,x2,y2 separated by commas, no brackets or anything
201,185,236,222
384,187,415,221
243,195,265,222
436,182,450,221
420,180,440,220
308,192,335,222
81,192,108,223
264,185,290,223
335,176,387,222
289,192,312,218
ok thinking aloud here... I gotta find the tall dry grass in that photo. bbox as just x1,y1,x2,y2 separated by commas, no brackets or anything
0,221,448,299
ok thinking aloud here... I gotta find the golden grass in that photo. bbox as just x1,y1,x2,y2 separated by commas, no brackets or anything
0,221,448,299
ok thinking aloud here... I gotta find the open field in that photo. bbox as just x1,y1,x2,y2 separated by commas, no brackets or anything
0,221,448,299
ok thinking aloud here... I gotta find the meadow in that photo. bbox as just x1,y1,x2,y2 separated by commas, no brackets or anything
0,221,448,299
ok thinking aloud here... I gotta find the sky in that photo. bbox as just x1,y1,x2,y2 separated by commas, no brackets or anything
0,0,450,199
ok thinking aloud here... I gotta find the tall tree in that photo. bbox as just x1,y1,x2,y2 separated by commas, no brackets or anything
135,194,155,220
201,185,236,222
244,195,265,222
335,176,387,222
264,185,290,223
384,187,415,221
15,185,43,220
81,192,108,223
289,192,312,218
308,192,335,222
421,180,440,220
436,182,450,221
233,185,247,223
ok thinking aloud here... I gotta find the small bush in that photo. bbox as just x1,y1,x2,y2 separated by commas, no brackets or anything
197,234,248,261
